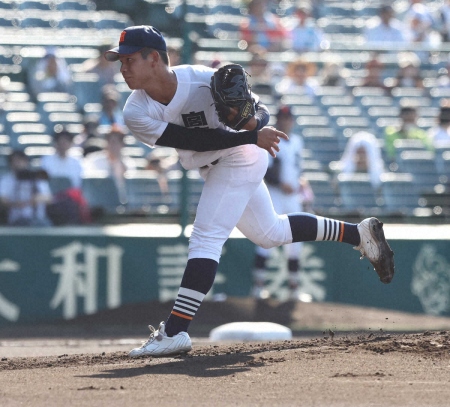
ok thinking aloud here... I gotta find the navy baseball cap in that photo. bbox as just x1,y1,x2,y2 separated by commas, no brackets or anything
105,25,167,62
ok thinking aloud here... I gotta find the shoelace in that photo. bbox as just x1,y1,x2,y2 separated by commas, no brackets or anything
141,325,162,347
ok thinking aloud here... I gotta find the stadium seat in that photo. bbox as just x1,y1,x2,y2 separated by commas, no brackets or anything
280,95,315,107
352,87,387,98
0,17,15,27
302,159,324,172
367,106,400,124
0,1,13,9
5,112,43,134
11,123,47,136
47,112,84,133
435,148,450,179
337,172,381,216
391,87,426,99
320,95,354,107
56,18,92,29
56,1,92,11
18,17,52,28
303,171,341,216
81,176,124,216
125,170,177,215
327,106,362,120
397,150,440,194
302,133,342,167
48,176,73,194
5,92,30,103
380,172,419,216
291,105,323,117
296,115,330,130
94,17,130,30
17,1,53,10
314,86,348,97
72,72,102,106
359,95,394,108
392,138,428,162
17,134,52,148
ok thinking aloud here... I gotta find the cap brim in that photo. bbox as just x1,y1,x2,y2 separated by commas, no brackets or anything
104,45,144,62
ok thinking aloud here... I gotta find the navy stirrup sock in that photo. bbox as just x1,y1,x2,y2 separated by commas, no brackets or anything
165,258,218,337
288,213,360,246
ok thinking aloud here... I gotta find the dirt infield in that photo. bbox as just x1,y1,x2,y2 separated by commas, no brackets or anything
2,299,450,406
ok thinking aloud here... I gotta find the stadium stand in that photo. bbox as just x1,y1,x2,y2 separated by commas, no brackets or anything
0,0,449,223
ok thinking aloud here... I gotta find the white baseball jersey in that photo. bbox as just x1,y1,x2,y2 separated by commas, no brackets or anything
123,64,296,262
123,64,237,170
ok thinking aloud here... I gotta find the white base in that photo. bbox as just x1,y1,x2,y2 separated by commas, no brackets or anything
209,322,292,342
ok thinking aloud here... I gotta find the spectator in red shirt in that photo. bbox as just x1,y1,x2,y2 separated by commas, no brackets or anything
240,0,288,52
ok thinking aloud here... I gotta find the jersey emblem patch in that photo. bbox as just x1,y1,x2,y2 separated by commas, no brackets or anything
182,111,208,128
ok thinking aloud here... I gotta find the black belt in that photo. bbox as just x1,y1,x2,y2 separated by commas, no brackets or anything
200,159,219,169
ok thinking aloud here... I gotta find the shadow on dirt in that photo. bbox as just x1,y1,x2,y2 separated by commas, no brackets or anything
78,351,269,379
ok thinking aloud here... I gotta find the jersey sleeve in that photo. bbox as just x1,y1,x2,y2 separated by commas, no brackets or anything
254,102,270,130
156,123,258,151
123,97,167,147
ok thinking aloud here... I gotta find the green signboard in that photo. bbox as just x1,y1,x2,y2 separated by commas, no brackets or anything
0,224,449,325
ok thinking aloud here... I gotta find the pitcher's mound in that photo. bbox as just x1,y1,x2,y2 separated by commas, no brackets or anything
209,321,292,341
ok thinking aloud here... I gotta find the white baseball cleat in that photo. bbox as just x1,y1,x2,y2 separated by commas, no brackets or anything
355,217,395,284
128,322,192,358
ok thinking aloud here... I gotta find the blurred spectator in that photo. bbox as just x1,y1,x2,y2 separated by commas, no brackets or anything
247,50,270,81
404,3,439,62
240,0,288,52
384,106,433,162
360,54,388,89
389,52,424,89
41,129,83,189
439,0,450,42
78,43,120,86
98,84,125,127
428,105,450,146
29,48,72,99
73,113,106,157
275,57,318,96
288,1,324,53
0,150,52,226
332,131,386,191
83,126,136,203
246,51,276,95
405,3,435,41
319,58,347,87
364,5,408,47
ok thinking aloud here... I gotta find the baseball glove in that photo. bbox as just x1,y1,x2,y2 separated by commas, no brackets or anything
210,64,256,130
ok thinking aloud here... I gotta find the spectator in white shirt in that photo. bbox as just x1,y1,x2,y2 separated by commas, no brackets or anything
41,129,83,189
439,0,450,42
288,2,324,53
83,126,136,203
29,48,73,100
333,131,386,191
364,5,408,47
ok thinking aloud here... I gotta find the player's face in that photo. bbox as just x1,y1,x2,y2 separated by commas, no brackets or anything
119,52,153,90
